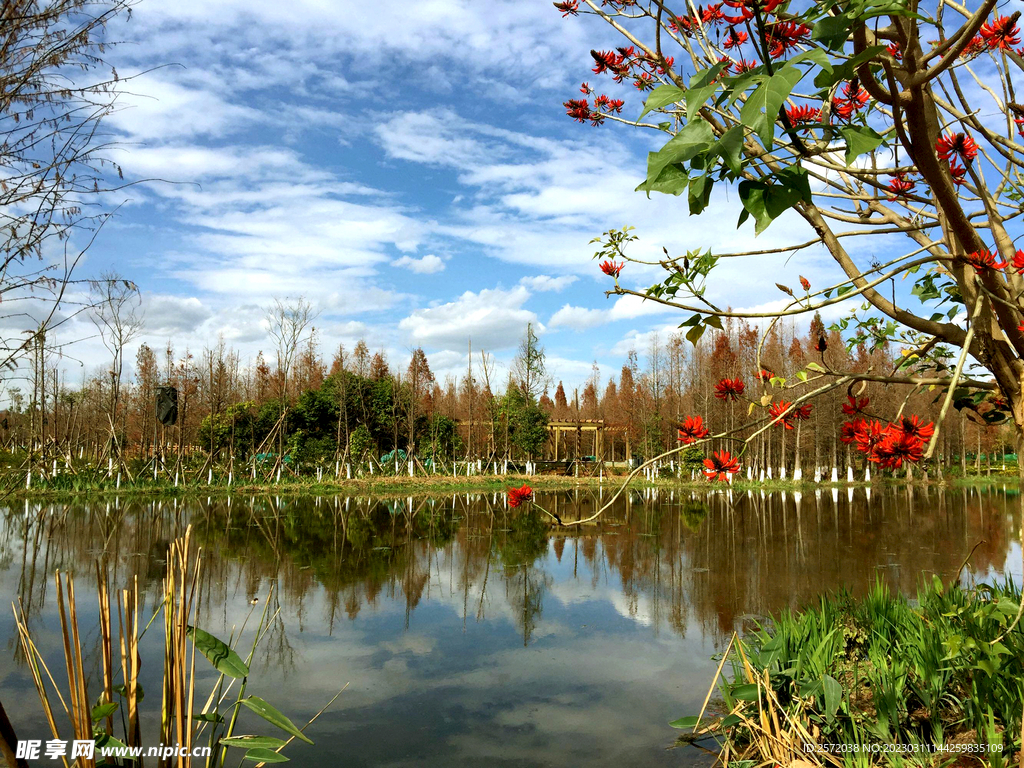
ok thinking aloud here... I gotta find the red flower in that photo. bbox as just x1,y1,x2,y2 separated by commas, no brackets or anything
553,0,580,16
1010,249,1024,270
886,42,903,60
670,14,698,35
594,94,624,113
580,82,592,94
721,0,784,24
765,21,811,58
841,394,869,416
714,377,745,401
840,419,865,444
935,132,978,163
897,415,934,442
799,275,811,291
962,35,987,58
1015,117,1024,137
703,450,740,482
633,71,655,91
887,173,916,200
964,248,1007,271
757,368,774,383
870,430,924,469
981,15,1021,50
786,104,821,126
949,160,967,186
1018,322,1024,333
842,81,870,108
701,3,726,25
769,401,797,429
677,415,710,443
507,484,534,508
853,419,886,455
732,59,758,74
564,99,594,124
591,49,629,78
723,28,748,48
600,260,624,277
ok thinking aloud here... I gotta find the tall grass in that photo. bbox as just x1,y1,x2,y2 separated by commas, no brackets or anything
676,578,1024,767
12,526,342,766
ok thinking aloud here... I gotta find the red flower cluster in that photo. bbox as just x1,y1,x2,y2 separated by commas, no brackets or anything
1011,250,1024,270
886,42,903,60
507,484,534,509
935,132,978,164
677,415,710,443
842,417,934,469
887,173,916,200
564,99,595,124
981,15,1021,49
841,394,869,416
949,161,967,186
703,450,741,482
600,260,624,278
591,49,630,79
723,28,748,49
594,94,625,113
768,401,812,429
553,0,579,16
721,0,785,23
785,104,821,126
714,377,745,401
832,81,870,120
765,21,811,58
965,249,1008,271
757,368,774,383
732,59,758,74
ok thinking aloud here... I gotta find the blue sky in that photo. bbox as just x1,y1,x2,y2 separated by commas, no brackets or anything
65,0,849,389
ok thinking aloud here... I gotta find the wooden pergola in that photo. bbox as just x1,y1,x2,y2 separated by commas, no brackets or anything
545,419,629,462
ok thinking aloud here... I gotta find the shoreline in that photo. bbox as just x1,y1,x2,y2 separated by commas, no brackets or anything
1,469,1017,503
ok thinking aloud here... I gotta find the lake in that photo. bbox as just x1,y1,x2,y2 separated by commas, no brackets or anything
1,485,1020,767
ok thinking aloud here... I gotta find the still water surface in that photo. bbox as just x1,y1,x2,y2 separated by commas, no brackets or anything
1,485,1021,767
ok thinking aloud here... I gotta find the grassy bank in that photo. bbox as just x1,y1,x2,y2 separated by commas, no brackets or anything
0,463,1016,503
675,578,1024,767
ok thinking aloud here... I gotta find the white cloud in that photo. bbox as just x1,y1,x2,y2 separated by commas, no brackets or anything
549,294,674,331
520,274,578,292
141,294,212,334
398,286,539,351
393,254,445,274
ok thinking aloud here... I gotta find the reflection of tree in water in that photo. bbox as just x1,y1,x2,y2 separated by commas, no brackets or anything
1,486,1021,660
493,509,553,646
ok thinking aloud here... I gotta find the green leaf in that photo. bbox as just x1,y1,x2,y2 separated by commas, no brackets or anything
716,124,745,175
685,324,706,345
731,683,760,701
194,712,225,723
684,60,730,117
636,161,689,196
839,125,886,166
238,697,314,745
704,314,724,331
222,736,290,750
822,675,842,720
811,15,851,49
669,715,700,729
242,748,290,763
187,626,249,679
806,361,825,372
640,84,686,118
815,45,887,88
647,119,715,182
738,179,806,235
688,174,713,215
92,701,119,720
740,63,803,147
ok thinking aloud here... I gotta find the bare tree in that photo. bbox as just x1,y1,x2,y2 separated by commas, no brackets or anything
90,271,141,457
265,296,317,454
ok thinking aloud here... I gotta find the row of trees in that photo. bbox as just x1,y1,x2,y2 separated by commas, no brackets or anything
4,295,1011,474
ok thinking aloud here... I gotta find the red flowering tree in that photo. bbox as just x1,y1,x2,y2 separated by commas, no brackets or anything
564,0,1024,475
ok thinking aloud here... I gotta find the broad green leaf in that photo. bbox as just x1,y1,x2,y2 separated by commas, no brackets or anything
839,125,886,166
684,60,730,117
731,683,760,701
688,174,713,215
716,124,745,175
739,179,806,235
194,712,225,723
740,63,803,147
796,370,809,382
239,697,314,745
636,161,689,197
222,736,289,750
789,48,834,74
704,314,724,330
243,748,289,763
640,84,686,118
668,715,700,729
822,675,842,720
806,361,825,372
187,626,249,679
685,324,706,345
647,119,715,182
811,15,851,49
92,701,119,720
726,70,767,107
815,46,886,88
